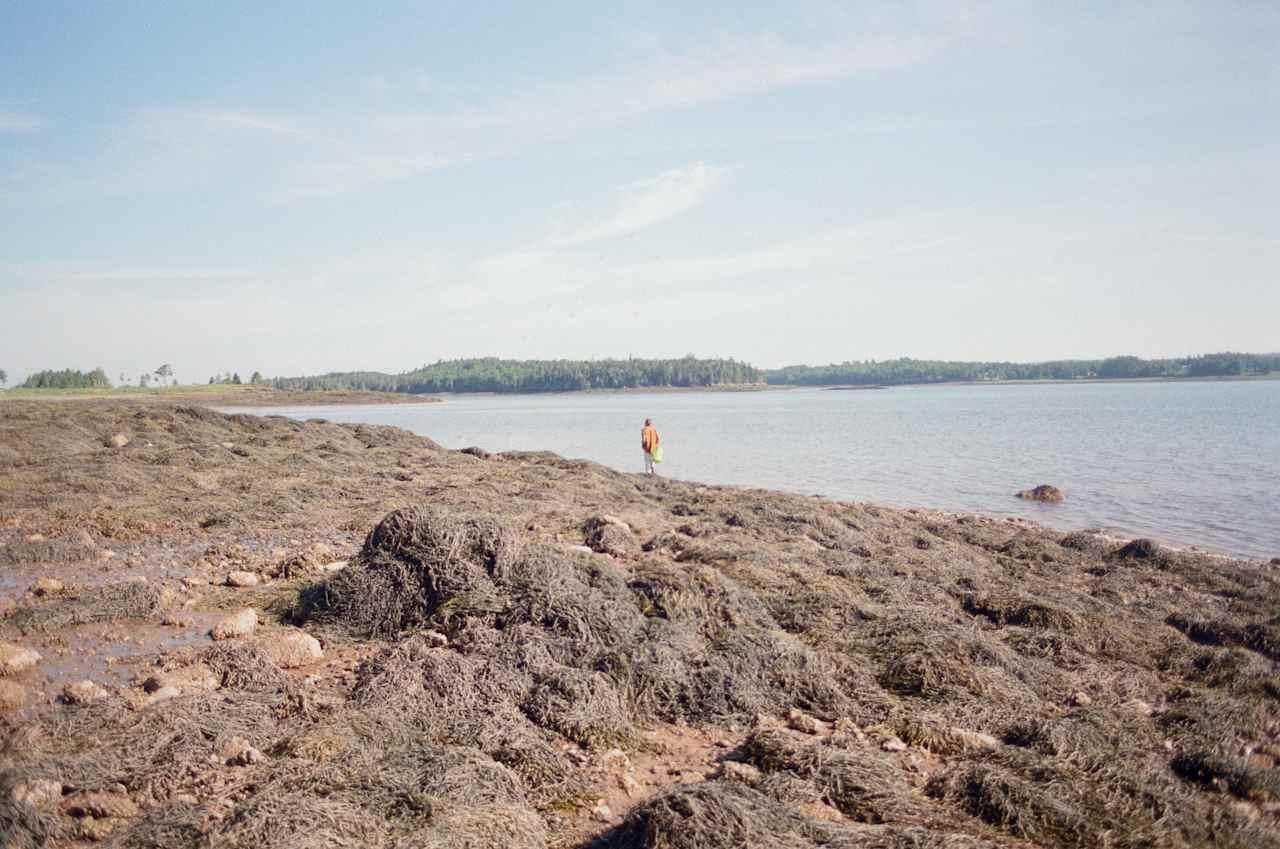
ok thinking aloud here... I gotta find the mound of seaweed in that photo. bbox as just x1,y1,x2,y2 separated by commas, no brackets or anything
306,503,1280,848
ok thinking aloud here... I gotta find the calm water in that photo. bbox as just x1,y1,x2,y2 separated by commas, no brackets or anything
232,381,1280,560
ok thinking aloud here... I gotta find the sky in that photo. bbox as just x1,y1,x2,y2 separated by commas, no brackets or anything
1,1,1277,384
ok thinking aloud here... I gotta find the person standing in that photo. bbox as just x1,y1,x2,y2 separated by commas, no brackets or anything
641,418,660,475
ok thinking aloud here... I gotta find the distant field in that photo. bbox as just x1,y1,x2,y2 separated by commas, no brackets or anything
0,383,441,406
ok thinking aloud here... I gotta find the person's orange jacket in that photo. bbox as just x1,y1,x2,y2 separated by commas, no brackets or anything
641,425,659,453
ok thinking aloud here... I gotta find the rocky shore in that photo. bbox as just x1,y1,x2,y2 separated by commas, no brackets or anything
0,401,1277,848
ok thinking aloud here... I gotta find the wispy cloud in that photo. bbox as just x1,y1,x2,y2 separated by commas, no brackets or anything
56,23,948,202
557,163,726,245
0,110,41,133
440,31,939,133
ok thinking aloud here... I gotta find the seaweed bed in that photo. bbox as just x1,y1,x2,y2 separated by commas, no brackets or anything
0,402,1278,848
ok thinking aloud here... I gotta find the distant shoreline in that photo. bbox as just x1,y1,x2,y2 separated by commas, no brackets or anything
0,385,442,407
6,371,1273,408
809,372,1280,390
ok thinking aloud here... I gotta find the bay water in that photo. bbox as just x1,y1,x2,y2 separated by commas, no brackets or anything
232,380,1280,559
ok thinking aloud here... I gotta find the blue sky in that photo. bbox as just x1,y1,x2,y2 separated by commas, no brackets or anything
1,1,1277,384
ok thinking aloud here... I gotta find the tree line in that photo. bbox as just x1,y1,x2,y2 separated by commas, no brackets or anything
18,368,113,389
764,352,1280,386
273,356,762,394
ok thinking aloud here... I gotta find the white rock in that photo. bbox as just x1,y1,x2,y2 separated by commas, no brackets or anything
0,642,41,676
143,685,181,707
10,778,62,809
107,433,131,448
882,737,908,752
212,608,257,640
318,560,348,574
226,571,260,588
591,802,612,823
265,630,324,669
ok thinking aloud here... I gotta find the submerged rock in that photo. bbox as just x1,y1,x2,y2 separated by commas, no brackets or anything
1016,484,1064,503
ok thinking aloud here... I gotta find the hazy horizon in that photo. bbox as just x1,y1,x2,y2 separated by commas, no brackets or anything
2,2,1277,386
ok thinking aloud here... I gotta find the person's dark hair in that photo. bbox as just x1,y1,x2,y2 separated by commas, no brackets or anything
644,418,652,425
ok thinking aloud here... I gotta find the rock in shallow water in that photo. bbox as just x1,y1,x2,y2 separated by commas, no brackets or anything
1015,484,1064,503
63,679,110,705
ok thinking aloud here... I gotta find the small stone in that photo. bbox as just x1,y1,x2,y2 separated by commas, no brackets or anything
63,791,139,819
10,778,63,809
144,685,181,707
226,571,260,588
0,642,41,676
219,736,265,766
63,679,110,705
264,630,324,669
1068,691,1093,707
1230,801,1260,822
601,748,631,771
426,630,449,648
25,533,45,542
591,802,612,823
160,613,189,628
78,816,115,841
319,560,348,574
143,663,219,695
29,577,65,596
0,680,26,712
212,608,257,640
181,576,208,588
107,433,131,449
719,762,763,786
787,708,819,734
882,737,908,752
618,773,643,797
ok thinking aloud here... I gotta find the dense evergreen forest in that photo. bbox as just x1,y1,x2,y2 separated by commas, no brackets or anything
273,356,761,394
764,352,1280,386
19,368,112,389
